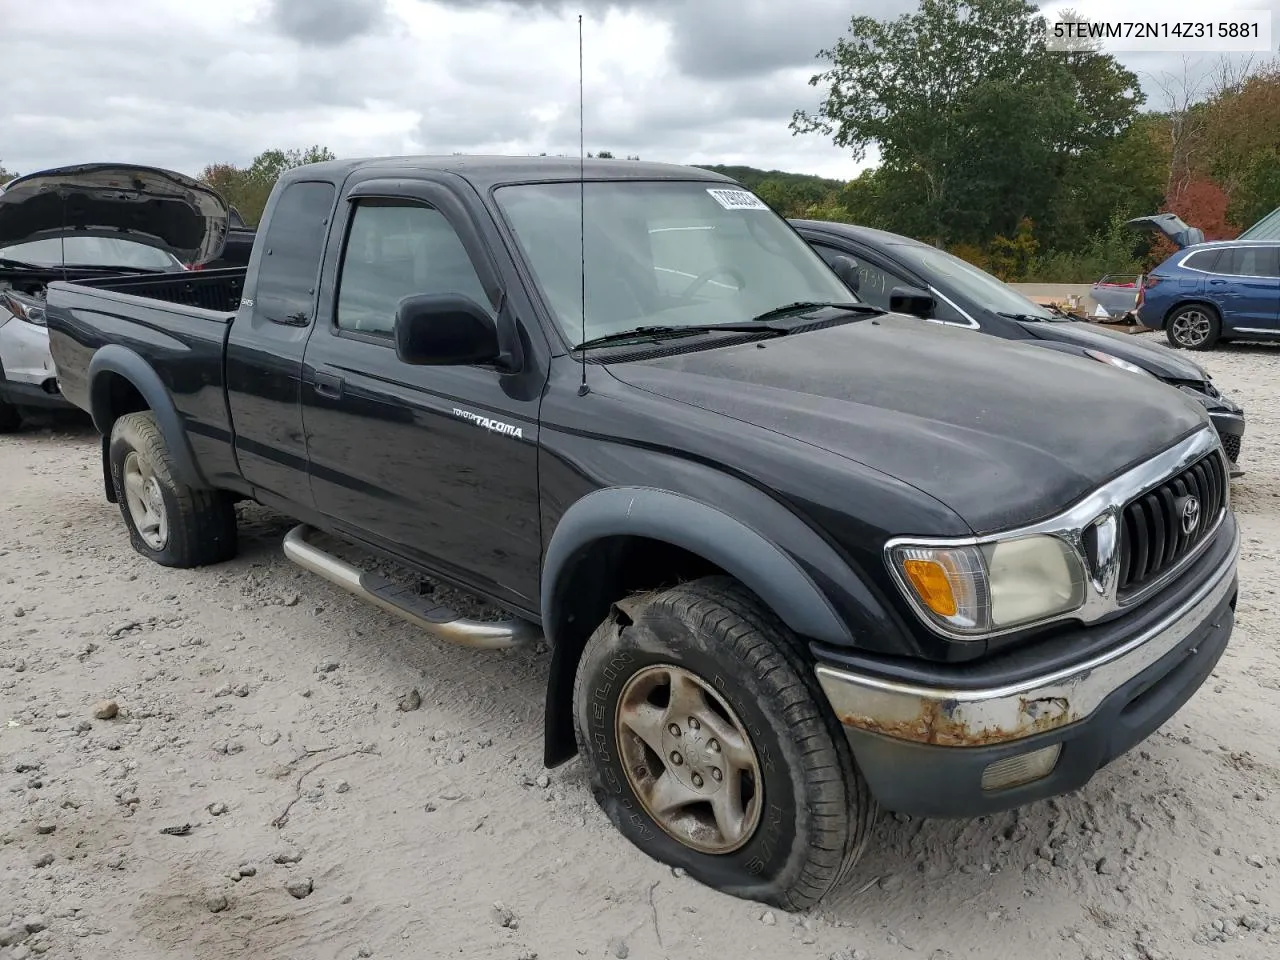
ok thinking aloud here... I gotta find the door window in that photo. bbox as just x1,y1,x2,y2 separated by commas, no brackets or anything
335,201,491,337
1214,245,1280,278
810,242,911,310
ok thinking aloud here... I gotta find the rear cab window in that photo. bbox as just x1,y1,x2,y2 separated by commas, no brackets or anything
253,181,337,326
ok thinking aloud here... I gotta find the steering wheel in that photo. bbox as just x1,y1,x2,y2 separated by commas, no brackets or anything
679,266,746,299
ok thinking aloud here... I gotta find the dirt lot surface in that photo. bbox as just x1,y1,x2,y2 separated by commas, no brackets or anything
2,334,1279,960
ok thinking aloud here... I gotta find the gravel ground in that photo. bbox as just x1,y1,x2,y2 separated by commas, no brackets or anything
1,336,1278,960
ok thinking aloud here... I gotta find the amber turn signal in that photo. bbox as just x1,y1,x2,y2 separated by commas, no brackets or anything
902,558,958,617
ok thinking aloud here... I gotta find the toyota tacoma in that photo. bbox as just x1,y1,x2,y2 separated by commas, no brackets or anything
44,156,1239,910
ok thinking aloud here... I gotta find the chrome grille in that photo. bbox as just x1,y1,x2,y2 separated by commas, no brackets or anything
1116,451,1227,595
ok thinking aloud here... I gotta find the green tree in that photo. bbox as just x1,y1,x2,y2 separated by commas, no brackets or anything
0,164,16,186
791,0,1143,246
199,145,337,226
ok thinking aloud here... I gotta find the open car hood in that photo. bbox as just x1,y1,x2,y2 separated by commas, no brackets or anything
0,163,230,264
1125,213,1205,250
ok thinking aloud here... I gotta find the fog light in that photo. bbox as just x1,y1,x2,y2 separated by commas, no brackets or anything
980,744,1061,791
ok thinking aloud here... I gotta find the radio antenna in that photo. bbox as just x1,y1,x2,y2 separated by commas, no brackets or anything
576,12,590,397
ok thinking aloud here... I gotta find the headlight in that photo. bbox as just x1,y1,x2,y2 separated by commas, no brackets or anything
1083,349,1152,377
889,535,1087,636
1,291,46,326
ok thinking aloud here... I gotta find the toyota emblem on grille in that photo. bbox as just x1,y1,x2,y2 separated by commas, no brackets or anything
1178,495,1201,535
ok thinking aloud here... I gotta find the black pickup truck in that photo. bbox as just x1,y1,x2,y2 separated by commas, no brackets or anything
45,156,1240,910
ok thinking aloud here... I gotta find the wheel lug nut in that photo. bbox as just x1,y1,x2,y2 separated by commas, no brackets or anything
670,752,684,766
711,767,722,781
688,717,700,730
707,739,720,753
691,773,704,788
668,723,681,737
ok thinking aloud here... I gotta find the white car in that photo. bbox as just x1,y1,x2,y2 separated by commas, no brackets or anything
0,163,228,432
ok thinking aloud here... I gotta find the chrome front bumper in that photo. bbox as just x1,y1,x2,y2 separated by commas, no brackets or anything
815,520,1239,748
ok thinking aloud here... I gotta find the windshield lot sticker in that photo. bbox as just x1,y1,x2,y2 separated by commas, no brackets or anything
706,188,769,211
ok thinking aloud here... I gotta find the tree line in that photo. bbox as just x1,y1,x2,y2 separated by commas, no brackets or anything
784,0,1280,281
4,0,1275,284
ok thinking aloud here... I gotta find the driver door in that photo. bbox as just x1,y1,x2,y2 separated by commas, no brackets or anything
300,193,543,608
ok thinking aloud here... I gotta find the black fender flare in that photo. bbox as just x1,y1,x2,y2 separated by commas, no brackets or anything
87,344,209,490
540,485,856,647
539,485,871,765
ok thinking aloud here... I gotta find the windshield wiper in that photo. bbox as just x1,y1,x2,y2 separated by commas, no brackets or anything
996,310,1060,323
750,301,882,323
0,257,46,270
0,257,160,274
573,303,881,351
574,322,790,351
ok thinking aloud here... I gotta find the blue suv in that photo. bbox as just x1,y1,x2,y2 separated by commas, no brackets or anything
1137,240,1280,351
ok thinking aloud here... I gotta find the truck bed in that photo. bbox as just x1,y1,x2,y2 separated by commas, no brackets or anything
68,266,246,313
44,268,247,490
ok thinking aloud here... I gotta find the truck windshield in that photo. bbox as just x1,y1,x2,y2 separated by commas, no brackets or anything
0,237,180,271
493,180,857,345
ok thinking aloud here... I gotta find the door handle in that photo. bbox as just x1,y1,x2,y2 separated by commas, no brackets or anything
1209,279,1228,285
314,371,344,399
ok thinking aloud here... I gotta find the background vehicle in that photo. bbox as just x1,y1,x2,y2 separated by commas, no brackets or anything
0,163,226,431
191,205,255,270
792,219,1248,473
45,157,1238,911
1134,240,1280,353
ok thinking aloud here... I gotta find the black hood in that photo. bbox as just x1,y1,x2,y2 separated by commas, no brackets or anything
608,316,1211,535
1020,318,1211,382
0,163,230,264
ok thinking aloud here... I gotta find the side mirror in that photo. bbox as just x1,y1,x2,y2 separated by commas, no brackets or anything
828,255,860,293
394,294,500,366
889,285,936,320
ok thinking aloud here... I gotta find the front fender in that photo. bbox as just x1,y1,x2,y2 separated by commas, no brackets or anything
88,343,208,490
542,485,859,648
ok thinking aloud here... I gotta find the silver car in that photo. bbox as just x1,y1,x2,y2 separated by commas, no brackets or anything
0,163,226,432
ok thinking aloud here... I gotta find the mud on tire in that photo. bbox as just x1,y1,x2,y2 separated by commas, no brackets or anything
108,411,238,568
572,575,876,910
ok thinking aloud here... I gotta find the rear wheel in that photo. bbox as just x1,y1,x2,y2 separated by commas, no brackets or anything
1166,304,1221,350
572,575,876,910
108,411,238,567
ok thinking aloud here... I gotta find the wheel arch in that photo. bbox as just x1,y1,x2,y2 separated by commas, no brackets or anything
539,486,860,767
1163,298,1222,330
88,344,208,499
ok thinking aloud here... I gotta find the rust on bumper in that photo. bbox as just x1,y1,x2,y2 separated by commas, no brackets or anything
815,532,1237,748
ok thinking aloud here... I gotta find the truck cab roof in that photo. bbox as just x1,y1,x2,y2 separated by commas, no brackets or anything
281,155,739,191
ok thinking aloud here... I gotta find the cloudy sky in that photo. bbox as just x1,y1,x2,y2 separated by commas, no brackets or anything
2,0,1273,181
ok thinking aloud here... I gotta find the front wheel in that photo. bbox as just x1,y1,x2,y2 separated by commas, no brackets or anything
1166,304,1221,350
108,411,238,567
572,576,876,910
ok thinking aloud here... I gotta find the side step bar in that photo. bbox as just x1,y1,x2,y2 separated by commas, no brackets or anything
282,525,540,650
